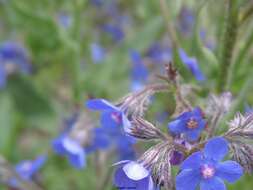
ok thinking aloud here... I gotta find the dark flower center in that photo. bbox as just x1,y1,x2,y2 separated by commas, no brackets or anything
186,118,198,129
200,164,216,179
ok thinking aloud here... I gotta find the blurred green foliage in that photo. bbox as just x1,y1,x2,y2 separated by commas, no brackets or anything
0,0,253,189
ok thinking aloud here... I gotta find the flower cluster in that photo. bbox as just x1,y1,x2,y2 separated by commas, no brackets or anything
86,64,251,190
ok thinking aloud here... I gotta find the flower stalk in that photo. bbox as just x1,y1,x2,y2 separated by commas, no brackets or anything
217,0,239,92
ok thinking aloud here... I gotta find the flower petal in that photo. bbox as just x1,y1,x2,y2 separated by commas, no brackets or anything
216,161,243,183
200,177,226,190
185,129,202,141
52,136,66,155
123,161,149,180
168,119,185,135
86,99,117,111
176,169,201,190
181,151,202,170
114,166,136,189
101,111,120,128
204,137,228,161
68,150,86,169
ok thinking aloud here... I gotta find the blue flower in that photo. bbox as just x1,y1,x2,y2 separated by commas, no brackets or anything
0,41,31,88
52,135,86,169
146,42,172,63
130,50,149,91
89,125,136,160
168,107,206,141
57,12,72,29
244,104,253,114
102,24,124,42
9,155,46,187
113,161,155,190
178,7,195,37
179,49,205,81
90,43,106,64
176,137,243,190
86,99,131,132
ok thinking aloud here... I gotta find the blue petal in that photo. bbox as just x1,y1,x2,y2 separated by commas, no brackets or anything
185,129,202,141
176,169,201,190
90,43,105,64
204,137,228,161
86,99,118,111
122,114,132,133
181,151,202,170
52,136,67,155
0,62,6,89
168,119,185,135
200,177,226,190
135,176,151,190
68,150,86,169
114,165,136,190
216,161,243,183
101,111,121,128
28,155,47,176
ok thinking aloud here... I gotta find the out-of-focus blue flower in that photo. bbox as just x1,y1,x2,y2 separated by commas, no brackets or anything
178,7,195,37
89,124,136,160
57,12,72,29
52,135,86,169
0,41,31,89
179,49,205,81
90,0,103,6
102,24,124,42
90,43,106,64
113,161,155,190
146,42,172,63
130,50,148,91
244,104,253,114
199,29,216,50
9,155,46,187
168,107,206,141
176,137,243,190
86,99,131,132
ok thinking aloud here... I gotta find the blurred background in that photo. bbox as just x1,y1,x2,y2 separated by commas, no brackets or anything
0,0,252,189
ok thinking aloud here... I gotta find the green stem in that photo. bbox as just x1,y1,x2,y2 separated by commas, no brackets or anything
217,0,239,92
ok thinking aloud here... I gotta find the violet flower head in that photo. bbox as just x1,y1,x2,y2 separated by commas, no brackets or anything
57,12,72,29
0,41,31,88
178,7,195,37
146,42,172,64
168,107,206,141
90,43,106,64
130,50,149,91
179,49,205,81
52,135,86,169
9,155,47,187
113,161,155,190
102,24,124,42
176,137,243,190
86,99,131,132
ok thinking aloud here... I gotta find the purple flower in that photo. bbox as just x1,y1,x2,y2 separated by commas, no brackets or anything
90,43,105,64
176,137,243,190
113,161,155,190
57,12,72,29
130,50,148,91
9,155,46,187
86,99,131,132
52,135,86,169
146,43,172,63
0,41,31,88
178,7,195,37
179,49,205,81
168,107,206,141
244,104,253,114
102,24,124,42
89,126,136,160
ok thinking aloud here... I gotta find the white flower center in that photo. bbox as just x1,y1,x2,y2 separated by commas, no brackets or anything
123,162,149,180
201,164,215,179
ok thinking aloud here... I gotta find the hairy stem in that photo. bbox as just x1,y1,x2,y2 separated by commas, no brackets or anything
217,0,239,92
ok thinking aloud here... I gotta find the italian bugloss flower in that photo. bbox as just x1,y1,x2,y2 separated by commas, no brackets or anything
86,99,131,132
130,50,148,91
9,156,46,187
102,24,124,42
176,137,243,190
52,135,86,169
90,43,105,64
179,49,205,81
113,161,155,190
168,107,206,141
